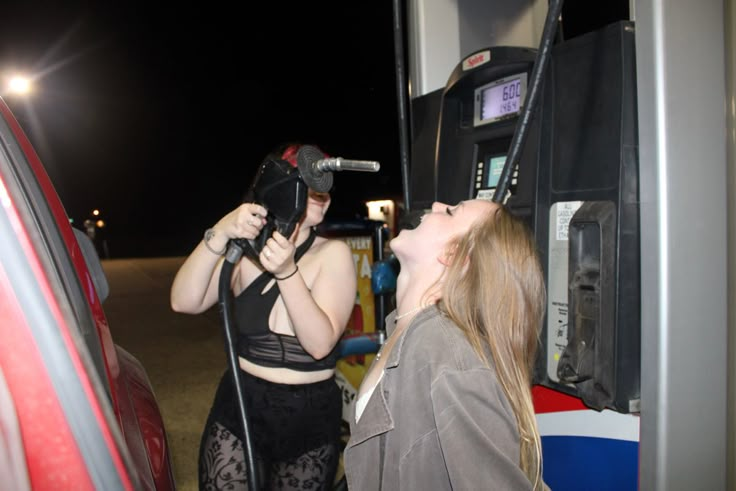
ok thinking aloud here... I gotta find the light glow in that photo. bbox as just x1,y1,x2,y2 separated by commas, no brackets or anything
6,75,32,95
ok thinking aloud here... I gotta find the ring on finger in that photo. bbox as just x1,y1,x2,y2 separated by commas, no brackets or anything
264,249,271,258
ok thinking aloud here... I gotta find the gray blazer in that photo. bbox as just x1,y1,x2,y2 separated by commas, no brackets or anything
344,306,534,490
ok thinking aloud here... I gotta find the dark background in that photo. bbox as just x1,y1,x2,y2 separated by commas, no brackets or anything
0,3,403,258
0,2,629,259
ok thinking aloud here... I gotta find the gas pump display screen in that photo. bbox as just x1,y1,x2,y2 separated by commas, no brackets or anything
474,151,518,201
474,72,527,127
485,155,506,188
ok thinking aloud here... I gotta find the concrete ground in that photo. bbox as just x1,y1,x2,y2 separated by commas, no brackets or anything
101,257,226,491
101,257,357,490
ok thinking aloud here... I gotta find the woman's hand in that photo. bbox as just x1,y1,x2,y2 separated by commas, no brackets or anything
214,203,267,241
259,227,298,277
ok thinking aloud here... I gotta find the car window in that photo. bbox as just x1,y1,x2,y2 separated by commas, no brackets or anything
0,117,110,393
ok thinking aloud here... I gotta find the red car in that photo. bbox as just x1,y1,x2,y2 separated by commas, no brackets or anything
0,97,175,490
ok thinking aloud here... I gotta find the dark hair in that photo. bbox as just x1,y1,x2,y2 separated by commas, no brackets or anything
264,142,303,167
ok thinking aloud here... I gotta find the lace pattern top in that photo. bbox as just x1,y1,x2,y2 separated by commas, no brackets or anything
234,229,340,371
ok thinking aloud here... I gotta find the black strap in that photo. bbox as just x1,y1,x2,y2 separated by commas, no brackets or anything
293,228,317,263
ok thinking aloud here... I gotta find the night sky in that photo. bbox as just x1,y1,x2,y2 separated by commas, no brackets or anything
0,3,403,257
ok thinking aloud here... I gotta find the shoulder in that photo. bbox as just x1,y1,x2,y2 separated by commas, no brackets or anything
402,309,488,372
405,309,465,349
408,313,509,403
306,237,356,284
311,236,353,259
323,236,353,253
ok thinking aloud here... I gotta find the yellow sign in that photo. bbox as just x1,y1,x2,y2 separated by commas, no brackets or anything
338,235,376,391
342,236,375,336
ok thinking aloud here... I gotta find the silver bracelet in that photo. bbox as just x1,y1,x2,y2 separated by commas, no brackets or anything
203,228,227,255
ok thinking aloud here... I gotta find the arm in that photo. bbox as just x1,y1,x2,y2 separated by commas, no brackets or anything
432,369,533,490
170,203,267,314
263,232,357,359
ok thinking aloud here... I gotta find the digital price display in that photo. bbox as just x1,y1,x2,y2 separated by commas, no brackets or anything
473,72,527,127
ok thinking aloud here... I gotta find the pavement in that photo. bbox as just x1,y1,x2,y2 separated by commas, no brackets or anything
101,257,226,491
101,256,368,490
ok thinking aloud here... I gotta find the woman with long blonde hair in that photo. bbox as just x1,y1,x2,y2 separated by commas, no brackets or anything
345,199,547,490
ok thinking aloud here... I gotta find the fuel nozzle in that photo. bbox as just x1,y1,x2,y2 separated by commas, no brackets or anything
233,145,381,263
234,158,308,261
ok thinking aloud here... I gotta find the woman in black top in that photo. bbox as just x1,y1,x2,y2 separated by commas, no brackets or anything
171,143,356,490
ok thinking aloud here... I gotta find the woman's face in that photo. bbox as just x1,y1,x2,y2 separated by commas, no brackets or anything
301,189,331,227
391,199,497,263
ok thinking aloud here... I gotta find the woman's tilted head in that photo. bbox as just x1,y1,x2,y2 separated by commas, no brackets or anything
383,199,547,489
389,199,497,274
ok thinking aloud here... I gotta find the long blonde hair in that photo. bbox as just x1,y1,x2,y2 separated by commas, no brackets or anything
438,205,546,489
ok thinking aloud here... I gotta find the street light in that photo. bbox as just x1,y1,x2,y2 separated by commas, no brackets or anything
5,75,32,96
1,72,48,174
1,72,37,126
3,72,36,99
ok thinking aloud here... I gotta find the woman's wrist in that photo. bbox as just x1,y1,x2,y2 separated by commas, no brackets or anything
274,265,299,280
203,228,227,255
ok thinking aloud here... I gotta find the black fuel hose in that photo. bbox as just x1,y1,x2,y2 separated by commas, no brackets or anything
218,241,259,491
493,0,565,203
392,0,412,211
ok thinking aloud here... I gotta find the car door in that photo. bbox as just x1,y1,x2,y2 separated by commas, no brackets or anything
0,98,175,490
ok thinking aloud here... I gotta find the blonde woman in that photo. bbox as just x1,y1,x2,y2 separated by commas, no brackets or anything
344,199,547,490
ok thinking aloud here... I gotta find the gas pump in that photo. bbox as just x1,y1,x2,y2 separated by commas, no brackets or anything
410,47,540,221
399,0,730,488
533,20,640,414
409,20,640,409
407,15,641,491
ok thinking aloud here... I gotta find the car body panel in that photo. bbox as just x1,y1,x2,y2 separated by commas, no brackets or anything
0,96,175,490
